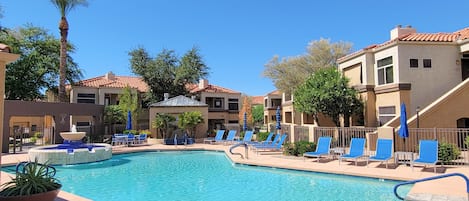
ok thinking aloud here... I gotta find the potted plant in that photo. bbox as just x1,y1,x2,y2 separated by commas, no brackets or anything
0,160,61,201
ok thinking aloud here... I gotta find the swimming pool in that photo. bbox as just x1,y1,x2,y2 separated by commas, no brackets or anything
4,151,411,200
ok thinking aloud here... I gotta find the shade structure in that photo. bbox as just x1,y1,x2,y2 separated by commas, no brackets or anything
243,112,248,131
275,106,281,130
398,103,409,139
126,111,132,130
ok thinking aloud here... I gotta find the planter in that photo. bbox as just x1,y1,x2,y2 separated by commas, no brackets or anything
0,187,61,201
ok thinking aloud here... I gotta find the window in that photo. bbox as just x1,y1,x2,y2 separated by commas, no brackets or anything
410,59,418,68
228,120,239,124
228,98,238,111
423,59,432,68
77,93,96,104
271,99,282,108
377,56,393,85
378,106,396,125
206,97,224,109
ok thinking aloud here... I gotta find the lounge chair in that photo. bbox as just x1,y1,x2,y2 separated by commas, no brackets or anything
303,136,332,163
136,134,148,144
204,130,225,144
223,130,237,145
339,138,366,166
252,134,288,153
412,140,439,173
367,139,393,168
240,130,254,142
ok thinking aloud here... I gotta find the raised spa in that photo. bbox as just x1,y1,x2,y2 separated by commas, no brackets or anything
28,131,112,165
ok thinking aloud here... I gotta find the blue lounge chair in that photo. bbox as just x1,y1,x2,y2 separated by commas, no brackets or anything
367,139,393,168
223,130,237,145
204,130,225,144
252,134,288,153
240,130,254,142
412,140,439,173
136,134,148,144
339,138,366,166
303,136,332,163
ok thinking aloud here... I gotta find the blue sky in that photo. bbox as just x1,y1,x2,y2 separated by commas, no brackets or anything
1,0,468,96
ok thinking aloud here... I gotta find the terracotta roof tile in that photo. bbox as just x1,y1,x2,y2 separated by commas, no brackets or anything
455,27,469,40
75,75,148,92
189,84,240,94
251,96,264,105
266,89,282,96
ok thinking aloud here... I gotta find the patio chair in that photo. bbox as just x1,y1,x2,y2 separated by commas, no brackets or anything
247,132,274,145
367,139,393,168
223,130,237,145
303,136,332,163
339,138,366,166
204,130,225,144
252,134,288,153
136,134,148,144
412,140,439,173
239,130,254,143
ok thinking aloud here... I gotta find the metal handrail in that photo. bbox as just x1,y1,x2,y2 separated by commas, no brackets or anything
230,142,248,159
393,173,469,200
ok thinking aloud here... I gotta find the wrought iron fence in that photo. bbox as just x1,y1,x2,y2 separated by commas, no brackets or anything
294,126,310,142
314,127,378,148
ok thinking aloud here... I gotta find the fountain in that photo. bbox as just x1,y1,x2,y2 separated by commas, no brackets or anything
28,125,112,165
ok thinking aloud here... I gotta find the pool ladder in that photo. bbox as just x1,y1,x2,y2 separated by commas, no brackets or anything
230,142,248,159
393,173,469,200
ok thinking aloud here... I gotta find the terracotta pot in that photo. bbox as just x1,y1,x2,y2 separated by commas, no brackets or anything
0,188,61,201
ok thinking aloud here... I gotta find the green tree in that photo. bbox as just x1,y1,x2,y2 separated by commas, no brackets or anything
104,105,124,134
152,113,176,139
0,25,82,100
252,104,264,127
263,38,352,94
118,86,140,129
177,111,204,138
294,67,362,126
50,0,88,102
129,47,209,102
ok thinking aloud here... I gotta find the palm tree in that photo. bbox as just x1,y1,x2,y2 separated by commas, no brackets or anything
152,113,176,139
50,0,88,102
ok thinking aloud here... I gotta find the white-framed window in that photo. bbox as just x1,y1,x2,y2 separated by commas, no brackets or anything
377,56,394,85
378,106,396,125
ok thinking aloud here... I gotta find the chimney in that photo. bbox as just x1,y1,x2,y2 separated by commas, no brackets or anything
390,25,416,40
105,71,115,80
198,79,208,89
164,93,169,101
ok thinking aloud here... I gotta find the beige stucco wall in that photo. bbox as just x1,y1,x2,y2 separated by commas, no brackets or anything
149,106,208,140
338,52,375,85
343,63,362,86
375,89,410,124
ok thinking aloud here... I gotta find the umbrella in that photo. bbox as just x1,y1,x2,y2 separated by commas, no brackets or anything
275,106,281,133
243,112,248,131
126,111,132,130
398,103,409,139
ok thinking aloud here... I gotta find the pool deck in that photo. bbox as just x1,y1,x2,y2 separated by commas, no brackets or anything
1,143,468,201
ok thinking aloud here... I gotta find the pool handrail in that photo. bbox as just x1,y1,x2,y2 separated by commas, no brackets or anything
393,172,469,200
230,142,248,159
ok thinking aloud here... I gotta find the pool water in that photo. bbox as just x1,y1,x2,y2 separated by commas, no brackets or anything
4,151,411,200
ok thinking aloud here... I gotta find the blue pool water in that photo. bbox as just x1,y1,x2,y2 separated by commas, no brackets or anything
4,151,411,200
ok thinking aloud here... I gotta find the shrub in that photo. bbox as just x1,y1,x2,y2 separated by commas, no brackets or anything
124,130,139,135
284,141,316,156
438,142,460,164
139,130,151,135
256,132,271,141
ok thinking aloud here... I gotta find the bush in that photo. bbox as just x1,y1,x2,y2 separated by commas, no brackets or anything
284,141,316,156
256,132,271,141
124,130,139,135
438,142,460,164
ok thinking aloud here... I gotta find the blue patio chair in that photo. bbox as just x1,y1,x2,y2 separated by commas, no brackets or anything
367,139,393,168
339,138,366,166
303,136,332,163
412,140,439,173
136,134,148,144
240,130,254,142
223,130,237,145
204,130,225,144
247,132,274,146
127,134,135,146
252,134,288,153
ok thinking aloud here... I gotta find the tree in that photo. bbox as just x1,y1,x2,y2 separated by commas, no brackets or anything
152,113,176,139
104,105,124,134
129,47,209,102
263,38,352,94
118,86,140,129
177,111,204,138
0,25,82,100
239,96,253,129
252,104,264,127
293,67,363,127
50,0,88,102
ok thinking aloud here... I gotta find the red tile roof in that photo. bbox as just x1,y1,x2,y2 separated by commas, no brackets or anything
339,27,469,62
266,90,282,96
188,83,240,94
251,96,264,105
74,75,148,92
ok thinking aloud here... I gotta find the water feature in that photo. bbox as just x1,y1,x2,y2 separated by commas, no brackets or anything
28,125,112,165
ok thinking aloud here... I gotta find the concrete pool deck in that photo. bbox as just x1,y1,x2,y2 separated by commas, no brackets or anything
1,143,468,201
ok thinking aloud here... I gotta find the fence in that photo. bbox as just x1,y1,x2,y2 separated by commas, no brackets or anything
314,127,378,148
294,126,310,142
394,128,469,165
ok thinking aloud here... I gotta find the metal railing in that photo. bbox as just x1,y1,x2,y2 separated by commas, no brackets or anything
294,126,310,142
314,127,377,148
393,173,469,200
